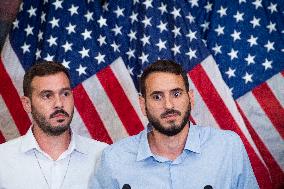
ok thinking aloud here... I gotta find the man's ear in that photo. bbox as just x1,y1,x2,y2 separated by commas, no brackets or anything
139,95,147,116
21,96,32,113
188,89,194,109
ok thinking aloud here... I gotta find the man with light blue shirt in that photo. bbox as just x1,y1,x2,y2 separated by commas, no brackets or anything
0,61,108,189
92,60,259,189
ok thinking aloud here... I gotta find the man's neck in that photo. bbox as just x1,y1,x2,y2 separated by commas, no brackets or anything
148,124,189,161
32,125,71,160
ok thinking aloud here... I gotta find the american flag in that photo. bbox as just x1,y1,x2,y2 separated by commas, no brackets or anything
0,0,283,188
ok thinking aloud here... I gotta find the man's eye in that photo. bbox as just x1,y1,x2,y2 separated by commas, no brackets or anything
63,91,71,97
42,93,52,99
152,94,162,100
173,91,182,97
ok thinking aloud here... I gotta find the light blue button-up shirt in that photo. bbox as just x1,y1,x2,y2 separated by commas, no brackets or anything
92,125,259,189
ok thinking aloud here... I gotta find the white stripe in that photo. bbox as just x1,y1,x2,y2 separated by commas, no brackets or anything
110,57,147,126
201,55,265,165
266,73,284,108
237,92,284,171
70,107,91,138
1,37,25,96
187,75,219,128
0,95,20,141
83,75,129,142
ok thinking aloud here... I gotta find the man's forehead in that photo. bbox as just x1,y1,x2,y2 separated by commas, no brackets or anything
31,73,71,91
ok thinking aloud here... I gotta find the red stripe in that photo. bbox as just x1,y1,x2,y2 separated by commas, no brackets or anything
0,131,5,144
189,115,196,125
96,66,144,136
281,70,284,77
237,103,284,188
189,64,272,188
73,84,112,144
252,83,284,139
0,59,30,135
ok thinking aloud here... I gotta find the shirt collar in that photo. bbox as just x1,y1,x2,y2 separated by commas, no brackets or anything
184,125,201,154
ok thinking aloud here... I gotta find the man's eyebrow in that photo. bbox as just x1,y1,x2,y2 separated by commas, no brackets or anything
170,88,184,92
149,91,163,96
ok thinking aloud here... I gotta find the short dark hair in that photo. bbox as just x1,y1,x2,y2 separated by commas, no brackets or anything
23,60,71,98
139,60,189,97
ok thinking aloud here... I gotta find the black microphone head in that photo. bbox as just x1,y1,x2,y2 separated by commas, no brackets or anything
204,185,213,189
122,184,131,189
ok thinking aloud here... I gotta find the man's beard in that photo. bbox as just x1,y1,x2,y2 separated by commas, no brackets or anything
31,105,73,136
146,104,191,136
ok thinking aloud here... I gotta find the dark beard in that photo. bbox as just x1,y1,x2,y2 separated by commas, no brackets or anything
31,105,73,136
146,104,191,136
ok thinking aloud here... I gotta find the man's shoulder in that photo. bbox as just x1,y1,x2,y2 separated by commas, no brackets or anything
0,136,23,151
75,134,109,154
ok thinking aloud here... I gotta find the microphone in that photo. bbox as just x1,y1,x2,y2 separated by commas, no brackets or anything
204,185,213,189
122,184,131,189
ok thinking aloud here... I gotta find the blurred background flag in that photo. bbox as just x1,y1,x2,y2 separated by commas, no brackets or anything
0,0,283,188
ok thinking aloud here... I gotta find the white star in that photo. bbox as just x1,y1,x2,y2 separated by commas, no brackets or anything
214,25,225,36
128,30,137,41
79,47,90,58
201,21,209,32
212,43,222,55
19,2,23,11
53,0,63,10
139,52,149,64
39,12,45,23
95,52,105,64
186,48,197,60
233,11,244,22
84,11,94,22
113,6,124,18
252,0,262,10
157,21,168,33
189,0,199,8
133,0,139,4
204,2,212,12
47,35,57,47
24,24,34,36
65,23,76,34
27,6,37,17
158,2,167,14
267,2,277,14
247,35,258,47
97,35,106,46
264,40,275,52
111,41,120,52
81,29,92,40
126,48,135,59
68,4,79,16
186,13,195,23
62,41,73,52
13,19,19,29
76,65,87,76
62,59,71,69
231,30,241,41
245,54,255,65
225,67,236,78
49,17,59,28
171,44,181,55
111,24,122,36
35,49,41,59
217,6,227,17
156,39,167,51
250,16,261,28
143,0,153,10
171,7,181,19
266,21,276,33
186,29,197,42
127,65,134,76
129,12,138,23
102,2,109,11
239,0,246,4
44,53,54,61
140,34,150,46
97,16,107,28
172,26,181,38
262,58,272,70
38,31,43,41
227,49,238,60
142,16,152,28
242,72,253,84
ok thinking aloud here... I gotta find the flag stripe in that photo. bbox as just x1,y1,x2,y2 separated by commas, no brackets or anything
188,63,272,188
237,92,284,171
96,66,144,136
73,84,113,144
0,59,30,135
237,103,284,187
70,108,92,138
252,83,284,139
0,95,21,141
266,73,284,108
82,74,129,142
0,131,5,144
